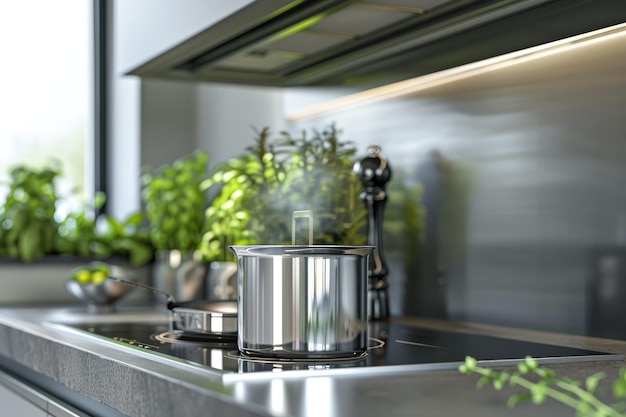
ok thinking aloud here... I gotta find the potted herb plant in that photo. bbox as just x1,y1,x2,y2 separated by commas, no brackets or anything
200,124,367,263
0,162,154,304
140,150,209,301
0,162,61,262
0,162,153,264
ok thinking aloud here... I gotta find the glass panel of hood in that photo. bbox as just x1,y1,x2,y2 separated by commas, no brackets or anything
361,0,454,10
213,29,352,72
309,4,416,36
212,52,299,72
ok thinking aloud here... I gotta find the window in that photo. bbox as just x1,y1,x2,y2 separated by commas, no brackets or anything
0,1,93,210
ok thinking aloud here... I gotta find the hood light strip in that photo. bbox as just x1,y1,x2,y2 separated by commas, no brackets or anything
287,22,626,121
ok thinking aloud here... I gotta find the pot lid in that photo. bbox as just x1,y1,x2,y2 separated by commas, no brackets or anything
230,245,375,257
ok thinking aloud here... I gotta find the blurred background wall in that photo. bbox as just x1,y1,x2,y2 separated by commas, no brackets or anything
285,31,626,338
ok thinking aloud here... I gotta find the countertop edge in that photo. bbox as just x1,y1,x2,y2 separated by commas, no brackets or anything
2,307,626,417
0,308,273,417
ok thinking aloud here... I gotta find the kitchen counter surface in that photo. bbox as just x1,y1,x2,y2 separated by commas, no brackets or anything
1,305,625,417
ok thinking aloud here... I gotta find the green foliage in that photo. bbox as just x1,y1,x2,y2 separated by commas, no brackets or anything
55,191,152,265
200,124,367,262
141,150,209,252
56,191,107,258
0,162,153,265
0,162,61,261
460,356,626,416
92,210,154,266
382,171,426,265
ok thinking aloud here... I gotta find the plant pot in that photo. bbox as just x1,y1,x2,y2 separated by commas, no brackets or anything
152,250,207,302
206,261,237,301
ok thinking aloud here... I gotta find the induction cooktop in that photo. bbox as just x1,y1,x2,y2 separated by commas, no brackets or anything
49,318,622,382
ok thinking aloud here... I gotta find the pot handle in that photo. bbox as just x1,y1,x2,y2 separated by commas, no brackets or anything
292,210,313,246
108,276,178,309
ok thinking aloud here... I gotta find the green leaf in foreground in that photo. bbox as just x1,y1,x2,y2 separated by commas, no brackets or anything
459,356,626,417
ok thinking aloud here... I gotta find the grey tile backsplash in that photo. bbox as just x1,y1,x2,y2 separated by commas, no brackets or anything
287,32,626,338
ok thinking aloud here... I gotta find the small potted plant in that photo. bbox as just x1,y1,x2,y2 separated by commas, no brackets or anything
200,124,367,262
0,162,61,262
140,150,209,300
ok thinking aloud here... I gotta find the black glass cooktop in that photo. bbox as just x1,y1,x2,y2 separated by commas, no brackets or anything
57,320,621,378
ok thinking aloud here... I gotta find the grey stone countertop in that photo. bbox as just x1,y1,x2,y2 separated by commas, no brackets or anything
1,305,626,417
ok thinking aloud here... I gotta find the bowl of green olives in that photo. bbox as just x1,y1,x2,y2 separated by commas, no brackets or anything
66,262,135,312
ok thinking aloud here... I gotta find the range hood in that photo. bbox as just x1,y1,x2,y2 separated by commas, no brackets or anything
128,0,626,88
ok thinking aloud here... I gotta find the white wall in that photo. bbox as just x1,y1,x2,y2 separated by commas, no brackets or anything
140,80,197,169
139,80,286,170
195,83,286,168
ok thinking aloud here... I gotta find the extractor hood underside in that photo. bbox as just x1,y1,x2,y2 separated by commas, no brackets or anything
128,0,626,88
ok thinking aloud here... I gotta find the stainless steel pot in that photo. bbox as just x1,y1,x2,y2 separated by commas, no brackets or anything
231,238,374,359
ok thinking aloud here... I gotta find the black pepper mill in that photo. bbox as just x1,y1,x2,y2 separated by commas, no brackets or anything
354,144,392,320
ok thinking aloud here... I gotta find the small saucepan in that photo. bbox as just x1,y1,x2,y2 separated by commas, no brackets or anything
231,210,375,359
109,277,237,336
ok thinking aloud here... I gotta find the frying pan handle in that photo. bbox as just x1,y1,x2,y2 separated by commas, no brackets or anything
108,277,178,309
292,210,313,246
